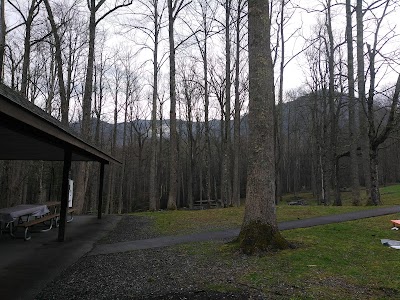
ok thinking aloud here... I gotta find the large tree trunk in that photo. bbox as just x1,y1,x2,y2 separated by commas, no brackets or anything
369,147,380,205
221,0,232,207
356,0,371,198
346,0,361,205
73,163,89,214
238,0,290,254
167,0,178,210
233,0,244,207
82,1,96,138
276,0,285,205
149,0,159,211
326,0,341,206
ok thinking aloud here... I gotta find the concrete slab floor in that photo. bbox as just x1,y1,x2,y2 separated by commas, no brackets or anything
0,215,121,300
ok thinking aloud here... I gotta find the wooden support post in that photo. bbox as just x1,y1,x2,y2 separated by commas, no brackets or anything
98,162,105,219
58,148,72,242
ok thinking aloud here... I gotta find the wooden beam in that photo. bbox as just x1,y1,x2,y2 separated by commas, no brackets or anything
58,148,72,242
97,162,105,219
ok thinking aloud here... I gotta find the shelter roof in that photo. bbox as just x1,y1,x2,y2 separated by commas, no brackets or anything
0,84,120,164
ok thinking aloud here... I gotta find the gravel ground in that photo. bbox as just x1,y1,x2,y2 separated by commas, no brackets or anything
35,215,398,300
97,215,161,244
35,246,267,300
35,216,266,299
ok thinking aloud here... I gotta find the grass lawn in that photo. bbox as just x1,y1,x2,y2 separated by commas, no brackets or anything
136,184,400,236
136,205,384,236
174,214,400,299
131,185,400,298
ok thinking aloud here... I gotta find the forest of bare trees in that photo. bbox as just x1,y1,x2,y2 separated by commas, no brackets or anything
1,0,400,214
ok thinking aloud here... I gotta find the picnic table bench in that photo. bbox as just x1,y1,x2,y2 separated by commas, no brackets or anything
287,199,307,205
17,208,76,240
193,200,218,209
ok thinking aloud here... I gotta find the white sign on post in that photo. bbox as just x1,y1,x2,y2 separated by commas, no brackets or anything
68,179,73,208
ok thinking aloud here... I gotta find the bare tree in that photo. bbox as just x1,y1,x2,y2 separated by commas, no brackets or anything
74,0,132,215
346,0,360,205
82,0,133,138
356,0,371,198
364,1,400,205
147,0,164,211
233,0,246,207
8,0,41,97
221,0,233,207
186,0,218,207
325,0,342,205
104,54,122,214
179,64,200,208
120,53,139,213
167,0,190,210
42,0,69,125
117,0,166,211
276,0,286,204
238,0,289,254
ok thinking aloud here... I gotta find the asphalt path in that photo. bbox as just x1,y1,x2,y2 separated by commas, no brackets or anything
90,205,400,256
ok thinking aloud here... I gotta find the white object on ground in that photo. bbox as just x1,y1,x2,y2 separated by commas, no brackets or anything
381,239,400,249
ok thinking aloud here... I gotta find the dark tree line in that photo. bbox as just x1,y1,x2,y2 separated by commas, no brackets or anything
1,0,400,215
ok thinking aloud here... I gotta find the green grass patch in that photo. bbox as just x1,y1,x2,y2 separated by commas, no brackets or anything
171,215,400,299
129,185,400,298
134,184,400,236
246,215,400,297
380,184,400,205
135,207,244,235
135,205,383,236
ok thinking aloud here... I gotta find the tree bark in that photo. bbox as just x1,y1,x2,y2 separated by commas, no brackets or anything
276,0,285,204
82,0,97,139
20,0,38,98
346,0,361,205
167,0,178,210
369,147,380,205
221,0,232,207
186,82,194,209
149,0,160,211
356,0,371,198
201,5,212,205
238,0,290,254
364,1,394,205
233,0,244,207
326,0,341,206
43,0,69,125
118,80,130,213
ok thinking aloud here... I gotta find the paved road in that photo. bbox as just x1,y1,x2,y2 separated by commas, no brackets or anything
90,205,400,256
